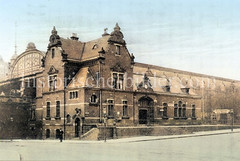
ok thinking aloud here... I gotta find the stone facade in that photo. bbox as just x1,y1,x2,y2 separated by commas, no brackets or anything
1,24,239,139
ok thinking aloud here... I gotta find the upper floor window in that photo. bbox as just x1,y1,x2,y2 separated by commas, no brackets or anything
112,72,124,89
46,102,50,118
56,101,60,118
122,100,128,117
107,99,114,117
52,48,55,58
49,75,57,91
116,45,120,55
69,91,78,99
90,94,98,103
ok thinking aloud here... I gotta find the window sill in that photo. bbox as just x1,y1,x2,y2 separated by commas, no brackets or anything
45,117,51,120
55,117,61,120
122,116,129,119
162,117,168,120
89,102,98,106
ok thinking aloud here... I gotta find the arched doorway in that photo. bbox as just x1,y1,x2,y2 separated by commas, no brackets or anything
138,96,154,124
75,118,81,137
56,129,60,139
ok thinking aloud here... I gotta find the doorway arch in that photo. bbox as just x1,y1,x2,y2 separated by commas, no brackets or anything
138,96,154,124
75,118,81,137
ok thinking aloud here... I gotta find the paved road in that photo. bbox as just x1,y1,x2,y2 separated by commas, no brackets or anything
0,130,240,161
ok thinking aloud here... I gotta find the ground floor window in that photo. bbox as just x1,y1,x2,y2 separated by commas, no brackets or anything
46,129,50,138
192,105,196,118
107,100,114,117
163,103,168,118
123,100,128,116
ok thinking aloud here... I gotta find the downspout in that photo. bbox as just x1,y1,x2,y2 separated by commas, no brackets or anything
63,64,66,140
99,60,102,122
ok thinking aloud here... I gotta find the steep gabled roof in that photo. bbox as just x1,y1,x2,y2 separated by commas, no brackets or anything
60,35,110,62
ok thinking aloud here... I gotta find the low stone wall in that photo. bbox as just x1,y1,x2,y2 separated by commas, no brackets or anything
97,125,240,140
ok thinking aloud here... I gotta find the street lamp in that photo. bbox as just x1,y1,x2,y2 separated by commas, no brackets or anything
103,108,107,142
10,117,13,141
230,109,234,132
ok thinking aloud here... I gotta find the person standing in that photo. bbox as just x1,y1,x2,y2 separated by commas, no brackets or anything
59,128,63,142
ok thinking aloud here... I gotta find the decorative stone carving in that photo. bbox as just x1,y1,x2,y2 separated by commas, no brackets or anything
108,23,126,45
48,26,62,49
111,63,126,72
48,66,58,75
137,74,153,92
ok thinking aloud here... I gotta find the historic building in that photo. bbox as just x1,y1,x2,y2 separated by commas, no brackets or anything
1,23,239,139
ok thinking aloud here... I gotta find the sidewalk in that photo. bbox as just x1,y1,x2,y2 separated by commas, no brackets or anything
108,128,240,143
1,128,240,144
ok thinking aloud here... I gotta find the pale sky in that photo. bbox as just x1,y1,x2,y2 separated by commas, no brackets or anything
0,0,240,80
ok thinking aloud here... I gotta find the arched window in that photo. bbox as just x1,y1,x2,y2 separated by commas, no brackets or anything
178,101,182,117
192,105,196,118
56,129,60,139
46,129,50,138
67,114,71,123
90,94,97,103
174,104,178,118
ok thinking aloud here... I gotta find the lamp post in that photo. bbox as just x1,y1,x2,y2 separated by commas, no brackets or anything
103,108,107,142
230,109,234,132
10,117,13,141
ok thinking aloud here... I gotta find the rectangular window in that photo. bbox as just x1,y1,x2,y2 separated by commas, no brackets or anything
46,102,50,118
112,72,124,90
116,45,120,55
113,73,118,89
49,75,57,91
69,91,78,99
192,105,196,118
56,101,60,118
107,100,114,117
123,101,128,116
52,48,55,58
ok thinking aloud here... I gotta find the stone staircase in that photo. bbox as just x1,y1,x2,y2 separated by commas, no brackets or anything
81,128,99,140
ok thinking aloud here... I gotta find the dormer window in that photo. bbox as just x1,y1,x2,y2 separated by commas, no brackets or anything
181,88,190,94
52,48,55,58
164,85,170,92
116,45,120,55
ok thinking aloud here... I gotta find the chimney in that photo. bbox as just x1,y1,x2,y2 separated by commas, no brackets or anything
70,33,79,41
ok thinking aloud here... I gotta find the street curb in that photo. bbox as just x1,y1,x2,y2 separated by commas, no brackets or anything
126,131,240,143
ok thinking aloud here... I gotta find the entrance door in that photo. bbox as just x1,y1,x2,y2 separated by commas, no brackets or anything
75,118,80,137
139,109,148,124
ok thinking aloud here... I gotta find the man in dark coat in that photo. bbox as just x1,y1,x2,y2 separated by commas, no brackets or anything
59,128,63,142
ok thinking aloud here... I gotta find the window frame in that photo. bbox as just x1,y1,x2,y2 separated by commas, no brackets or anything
107,99,114,118
112,72,124,90
56,101,60,119
122,100,129,118
49,74,57,91
46,102,51,119
69,91,79,100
